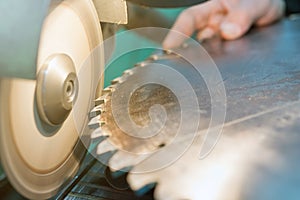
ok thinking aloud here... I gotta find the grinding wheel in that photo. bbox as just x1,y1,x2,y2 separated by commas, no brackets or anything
0,0,104,199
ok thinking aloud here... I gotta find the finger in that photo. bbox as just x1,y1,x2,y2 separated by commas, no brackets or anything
220,7,255,40
163,1,219,49
197,27,216,41
208,12,225,31
197,12,224,41
256,0,285,26
162,9,198,49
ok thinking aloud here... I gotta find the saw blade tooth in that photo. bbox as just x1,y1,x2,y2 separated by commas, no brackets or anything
94,93,109,106
110,166,133,179
97,139,117,155
88,115,100,129
108,151,150,172
99,120,106,127
134,61,149,67
102,85,116,94
163,49,173,55
149,52,179,61
89,105,104,119
134,59,152,67
148,54,159,61
111,77,125,85
122,69,135,76
99,122,112,137
91,127,105,139
127,172,158,193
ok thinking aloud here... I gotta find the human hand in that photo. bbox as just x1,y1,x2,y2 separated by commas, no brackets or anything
163,0,285,49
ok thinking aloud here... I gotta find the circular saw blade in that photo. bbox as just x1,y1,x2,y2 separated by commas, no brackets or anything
92,56,202,171
0,0,104,199
89,50,212,194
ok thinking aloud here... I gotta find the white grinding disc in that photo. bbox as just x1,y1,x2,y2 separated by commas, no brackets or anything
0,0,104,199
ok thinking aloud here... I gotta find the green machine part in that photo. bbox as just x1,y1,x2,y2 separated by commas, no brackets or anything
0,0,51,79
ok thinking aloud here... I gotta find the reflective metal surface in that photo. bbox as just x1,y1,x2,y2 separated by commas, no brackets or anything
36,54,78,126
93,0,128,24
92,19,300,199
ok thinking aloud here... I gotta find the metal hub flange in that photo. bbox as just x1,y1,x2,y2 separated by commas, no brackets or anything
36,54,78,126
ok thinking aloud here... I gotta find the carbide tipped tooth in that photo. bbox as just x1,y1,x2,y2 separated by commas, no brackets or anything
111,77,124,85
89,105,104,118
163,49,173,55
102,86,116,94
88,115,100,129
148,52,178,61
122,69,134,76
135,61,148,67
94,94,108,106
99,120,106,126
149,54,159,61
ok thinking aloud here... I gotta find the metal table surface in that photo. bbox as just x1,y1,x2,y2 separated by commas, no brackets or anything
1,18,300,199
99,18,300,200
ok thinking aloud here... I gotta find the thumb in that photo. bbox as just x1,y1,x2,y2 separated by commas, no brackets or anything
220,8,255,40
